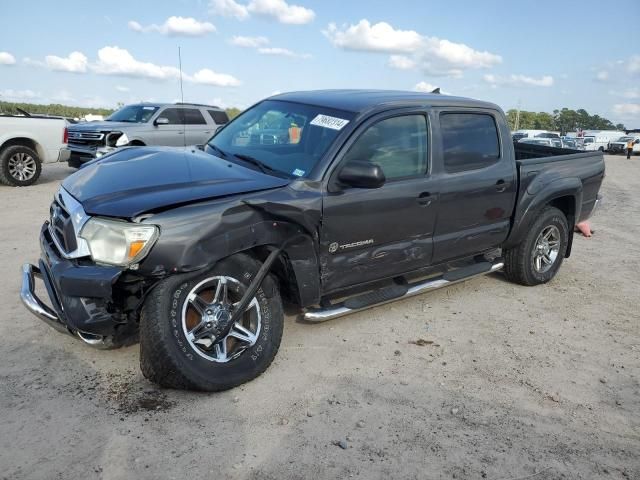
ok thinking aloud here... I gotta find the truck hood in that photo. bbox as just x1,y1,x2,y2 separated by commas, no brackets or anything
62,147,290,217
69,121,138,132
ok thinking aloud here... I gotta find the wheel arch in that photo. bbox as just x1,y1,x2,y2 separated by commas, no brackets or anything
505,177,582,250
0,136,45,160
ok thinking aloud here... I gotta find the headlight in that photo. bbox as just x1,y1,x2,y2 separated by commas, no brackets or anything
115,132,130,147
80,218,158,266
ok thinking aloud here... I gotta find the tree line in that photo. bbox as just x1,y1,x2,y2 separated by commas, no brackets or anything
0,101,242,121
506,108,625,134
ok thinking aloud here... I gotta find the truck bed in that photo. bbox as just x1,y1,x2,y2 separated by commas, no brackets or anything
511,142,605,230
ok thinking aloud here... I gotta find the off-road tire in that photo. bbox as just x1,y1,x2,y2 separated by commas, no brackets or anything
139,253,284,391
504,206,569,286
0,145,42,186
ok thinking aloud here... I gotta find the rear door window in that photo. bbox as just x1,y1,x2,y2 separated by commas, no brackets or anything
440,113,500,173
208,110,229,124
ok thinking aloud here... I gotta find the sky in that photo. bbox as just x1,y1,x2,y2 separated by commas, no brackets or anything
1,0,639,125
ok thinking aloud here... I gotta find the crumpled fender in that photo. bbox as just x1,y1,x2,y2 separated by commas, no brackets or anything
137,187,322,306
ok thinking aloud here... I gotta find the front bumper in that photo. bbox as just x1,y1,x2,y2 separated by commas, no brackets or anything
65,145,117,168
21,223,124,337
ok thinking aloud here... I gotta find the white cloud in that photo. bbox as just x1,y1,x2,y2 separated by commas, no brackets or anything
230,35,269,47
209,0,249,20
388,55,416,70
128,16,216,36
324,19,501,77
115,85,130,92
93,46,182,80
209,0,314,24
257,47,310,58
483,73,554,87
595,70,609,82
627,55,640,75
247,0,315,24
191,68,241,87
229,35,309,58
413,82,437,93
0,89,40,101
324,20,423,53
613,103,640,116
45,51,88,73
0,51,16,65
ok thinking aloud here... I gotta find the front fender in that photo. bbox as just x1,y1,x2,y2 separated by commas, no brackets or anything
504,176,582,249
138,199,322,306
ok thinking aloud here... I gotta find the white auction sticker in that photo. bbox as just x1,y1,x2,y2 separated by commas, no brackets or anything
310,114,350,131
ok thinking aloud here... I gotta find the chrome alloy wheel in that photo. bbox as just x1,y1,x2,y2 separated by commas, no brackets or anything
8,152,37,182
533,225,560,273
181,276,261,363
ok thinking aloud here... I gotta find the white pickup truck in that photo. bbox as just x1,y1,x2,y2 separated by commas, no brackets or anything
0,113,69,186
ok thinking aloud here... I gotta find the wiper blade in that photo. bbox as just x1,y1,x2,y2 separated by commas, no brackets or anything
233,153,278,175
208,144,228,158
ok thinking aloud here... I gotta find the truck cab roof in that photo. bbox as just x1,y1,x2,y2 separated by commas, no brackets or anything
269,89,501,114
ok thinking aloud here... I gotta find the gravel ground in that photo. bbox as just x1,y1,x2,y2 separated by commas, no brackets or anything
0,156,638,480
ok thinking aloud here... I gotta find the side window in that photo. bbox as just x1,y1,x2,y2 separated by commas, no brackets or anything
342,115,428,180
158,108,206,125
208,110,229,124
440,113,500,173
159,108,182,125
182,109,206,125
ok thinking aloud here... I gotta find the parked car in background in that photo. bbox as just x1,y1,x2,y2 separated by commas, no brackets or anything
608,135,640,154
512,130,561,142
580,130,626,152
64,102,229,168
519,137,563,148
0,112,68,186
21,90,604,391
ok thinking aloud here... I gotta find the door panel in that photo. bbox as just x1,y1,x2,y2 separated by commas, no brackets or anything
431,111,516,263
320,113,437,292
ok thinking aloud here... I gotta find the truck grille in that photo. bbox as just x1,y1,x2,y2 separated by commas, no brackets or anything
49,199,77,254
67,130,105,148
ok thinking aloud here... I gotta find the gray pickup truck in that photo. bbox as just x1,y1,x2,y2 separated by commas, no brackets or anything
64,102,229,167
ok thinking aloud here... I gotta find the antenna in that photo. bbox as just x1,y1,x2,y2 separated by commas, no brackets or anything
178,46,186,147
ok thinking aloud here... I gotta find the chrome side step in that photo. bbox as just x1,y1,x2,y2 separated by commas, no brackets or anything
303,260,504,322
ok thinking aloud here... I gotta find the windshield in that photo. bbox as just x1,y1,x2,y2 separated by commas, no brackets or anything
207,100,355,178
107,105,159,123
617,136,633,142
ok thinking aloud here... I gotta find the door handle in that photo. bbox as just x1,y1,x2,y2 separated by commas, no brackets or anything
417,191,432,206
495,179,507,192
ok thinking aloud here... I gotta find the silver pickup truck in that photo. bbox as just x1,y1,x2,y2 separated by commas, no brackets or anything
64,102,229,167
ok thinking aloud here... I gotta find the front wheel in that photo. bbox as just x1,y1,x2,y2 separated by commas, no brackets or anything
504,206,569,286
139,253,284,391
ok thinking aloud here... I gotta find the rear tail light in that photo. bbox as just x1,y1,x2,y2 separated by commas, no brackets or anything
63,127,68,144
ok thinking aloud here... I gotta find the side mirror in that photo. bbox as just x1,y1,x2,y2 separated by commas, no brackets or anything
154,117,169,126
337,160,386,189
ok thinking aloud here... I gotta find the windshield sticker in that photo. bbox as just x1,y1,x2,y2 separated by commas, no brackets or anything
143,106,156,110
310,114,350,131
292,168,306,177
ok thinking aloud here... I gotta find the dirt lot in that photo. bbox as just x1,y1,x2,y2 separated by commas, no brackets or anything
0,156,638,480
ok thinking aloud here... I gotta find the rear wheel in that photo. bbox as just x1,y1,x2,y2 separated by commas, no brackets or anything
0,145,42,186
139,253,284,391
504,206,569,286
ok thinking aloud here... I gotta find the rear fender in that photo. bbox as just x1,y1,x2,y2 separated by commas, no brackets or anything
504,177,582,249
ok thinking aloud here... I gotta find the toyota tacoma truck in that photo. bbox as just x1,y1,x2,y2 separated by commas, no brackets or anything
20,90,604,391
